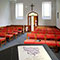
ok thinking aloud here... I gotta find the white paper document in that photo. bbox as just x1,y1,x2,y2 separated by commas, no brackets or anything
18,45,52,60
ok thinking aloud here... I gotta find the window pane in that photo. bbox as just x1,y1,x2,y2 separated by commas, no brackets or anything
15,3,23,19
42,2,51,19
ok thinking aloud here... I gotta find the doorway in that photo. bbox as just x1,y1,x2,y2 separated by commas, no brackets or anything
28,11,38,31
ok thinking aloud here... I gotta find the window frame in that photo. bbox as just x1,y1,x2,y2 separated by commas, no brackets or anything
15,3,24,20
42,1,52,20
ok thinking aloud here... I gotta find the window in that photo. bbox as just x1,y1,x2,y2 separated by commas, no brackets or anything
15,3,23,19
42,2,51,19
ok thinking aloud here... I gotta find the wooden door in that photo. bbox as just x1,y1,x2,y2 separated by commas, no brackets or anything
34,16,38,26
27,12,38,31
28,16,38,31
27,16,31,32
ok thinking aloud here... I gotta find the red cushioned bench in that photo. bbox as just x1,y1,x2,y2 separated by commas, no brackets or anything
12,27,18,38
36,34,45,40
24,39,36,44
24,39,57,47
0,32,6,46
46,34,55,40
24,39,46,44
27,33,36,39
6,29,13,41
55,32,60,35
46,40,56,46
16,27,22,34
56,35,60,40
39,31,46,34
54,30,60,32
47,31,54,34
34,40,45,44
57,41,60,47
32,31,38,34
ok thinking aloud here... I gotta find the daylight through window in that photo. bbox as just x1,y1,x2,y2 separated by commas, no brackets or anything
15,3,23,19
42,2,51,19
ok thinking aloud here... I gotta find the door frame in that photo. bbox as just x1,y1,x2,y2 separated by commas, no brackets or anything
27,11,38,31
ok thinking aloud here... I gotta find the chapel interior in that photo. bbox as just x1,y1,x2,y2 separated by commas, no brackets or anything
0,0,60,60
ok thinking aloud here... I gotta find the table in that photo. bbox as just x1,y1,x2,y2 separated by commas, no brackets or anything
0,44,59,60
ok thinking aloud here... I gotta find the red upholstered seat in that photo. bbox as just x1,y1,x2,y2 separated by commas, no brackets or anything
0,37,6,42
46,40,56,46
0,32,6,37
57,41,60,47
6,28,13,40
56,35,60,40
13,32,18,38
6,34,13,40
32,31,38,34
42,31,46,34
54,30,60,32
13,27,18,32
13,32,18,35
24,39,45,44
27,33,36,39
55,32,60,35
47,29,53,32
17,27,22,33
39,31,46,34
1,27,7,33
35,28,40,31
13,27,22,34
7,29,13,34
24,39,35,44
0,32,6,46
0,37,6,46
0,28,1,30
46,34,55,40
47,31,54,34
47,28,52,30
34,40,45,44
53,29,59,32
8,27,12,29
18,30,22,33
17,27,22,30
6,34,13,38
42,28,46,31
36,34,45,39
39,31,42,34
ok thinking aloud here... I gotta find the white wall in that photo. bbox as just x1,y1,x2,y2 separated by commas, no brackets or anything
56,0,60,28
0,0,11,27
10,0,56,26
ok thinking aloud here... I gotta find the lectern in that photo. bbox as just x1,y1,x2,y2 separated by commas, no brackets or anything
0,44,59,60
